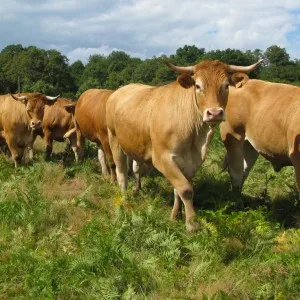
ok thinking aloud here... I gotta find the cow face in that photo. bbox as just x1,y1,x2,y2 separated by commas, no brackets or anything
11,93,59,130
167,59,263,125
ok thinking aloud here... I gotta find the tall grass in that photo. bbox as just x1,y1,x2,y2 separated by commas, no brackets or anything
0,135,299,299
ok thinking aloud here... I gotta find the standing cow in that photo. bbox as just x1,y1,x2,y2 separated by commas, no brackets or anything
220,74,300,203
106,59,262,231
69,89,116,181
29,97,77,161
0,93,58,167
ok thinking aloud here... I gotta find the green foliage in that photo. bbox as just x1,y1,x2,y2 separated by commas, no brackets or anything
265,45,290,66
0,45,76,97
1,43,300,97
0,135,299,299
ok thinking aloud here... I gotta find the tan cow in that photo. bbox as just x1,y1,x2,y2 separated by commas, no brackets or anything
0,93,58,167
220,75,300,203
106,59,262,231
70,89,116,180
30,98,77,160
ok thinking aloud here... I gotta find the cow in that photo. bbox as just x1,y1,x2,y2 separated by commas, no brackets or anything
106,59,262,231
0,93,59,167
29,97,77,161
220,74,300,204
69,89,116,181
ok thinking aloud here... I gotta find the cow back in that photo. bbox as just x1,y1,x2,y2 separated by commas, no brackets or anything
75,89,114,145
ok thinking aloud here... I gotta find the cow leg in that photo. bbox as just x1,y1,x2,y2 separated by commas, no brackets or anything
98,145,110,178
132,160,142,193
291,157,300,201
242,140,259,184
108,129,128,193
289,137,300,201
27,130,38,161
6,139,24,167
171,189,183,220
68,132,78,162
153,152,198,232
101,137,117,182
44,132,53,160
223,138,245,207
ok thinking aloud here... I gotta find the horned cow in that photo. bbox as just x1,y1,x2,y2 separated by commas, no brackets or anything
0,93,58,167
106,59,262,231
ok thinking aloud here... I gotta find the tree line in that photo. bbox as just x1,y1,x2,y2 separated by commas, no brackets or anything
0,44,300,100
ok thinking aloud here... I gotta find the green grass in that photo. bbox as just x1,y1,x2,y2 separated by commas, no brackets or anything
0,135,299,299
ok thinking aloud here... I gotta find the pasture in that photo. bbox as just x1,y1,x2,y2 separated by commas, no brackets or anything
0,133,299,299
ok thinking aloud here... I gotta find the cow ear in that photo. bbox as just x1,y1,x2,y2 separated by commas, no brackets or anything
64,103,76,114
177,73,195,89
230,72,249,88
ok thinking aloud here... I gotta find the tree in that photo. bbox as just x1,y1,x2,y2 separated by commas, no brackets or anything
44,49,76,96
132,57,163,84
82,54,109,87
107,51,131,73
174,45,205,64
264,45,290,66
69,60,85,88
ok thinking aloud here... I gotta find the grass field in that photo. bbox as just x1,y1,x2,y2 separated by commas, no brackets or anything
0,134,299,299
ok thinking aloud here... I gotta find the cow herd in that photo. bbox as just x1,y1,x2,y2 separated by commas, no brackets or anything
1,58,300,231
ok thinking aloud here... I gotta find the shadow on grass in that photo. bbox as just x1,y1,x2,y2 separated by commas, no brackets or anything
270,194,300,228
192,174,300,228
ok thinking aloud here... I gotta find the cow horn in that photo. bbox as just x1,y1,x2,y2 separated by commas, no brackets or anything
228,59,264,73
165,61,195,74
10,94,27,101
45,95,60,101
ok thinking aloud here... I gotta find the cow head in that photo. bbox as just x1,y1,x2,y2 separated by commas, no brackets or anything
10,93,59,130
166,59,262,124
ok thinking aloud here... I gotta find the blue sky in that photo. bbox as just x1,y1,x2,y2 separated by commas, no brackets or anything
1,0,300,64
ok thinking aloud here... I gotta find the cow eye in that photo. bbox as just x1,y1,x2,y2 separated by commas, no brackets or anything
195,83,201,91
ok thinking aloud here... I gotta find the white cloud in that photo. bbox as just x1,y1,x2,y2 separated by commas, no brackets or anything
66,46,147,64
67,46,119,63
0,0,300,62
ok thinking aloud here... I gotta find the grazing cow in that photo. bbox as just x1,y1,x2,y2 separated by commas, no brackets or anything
29,98,77,160
220,75,300,203
106,59,262,231
70,89,116,181
0,93,58,167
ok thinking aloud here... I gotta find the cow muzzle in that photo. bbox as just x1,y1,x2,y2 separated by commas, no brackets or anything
203,108,225,124
30,120,42,130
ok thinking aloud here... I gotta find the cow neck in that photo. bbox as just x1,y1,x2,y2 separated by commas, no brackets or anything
192,88,204,129
174,84,202,138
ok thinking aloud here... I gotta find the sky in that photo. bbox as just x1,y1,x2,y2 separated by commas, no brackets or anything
0,0,300,64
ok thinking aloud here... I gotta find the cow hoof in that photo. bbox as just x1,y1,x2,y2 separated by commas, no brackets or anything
186,221,199,232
